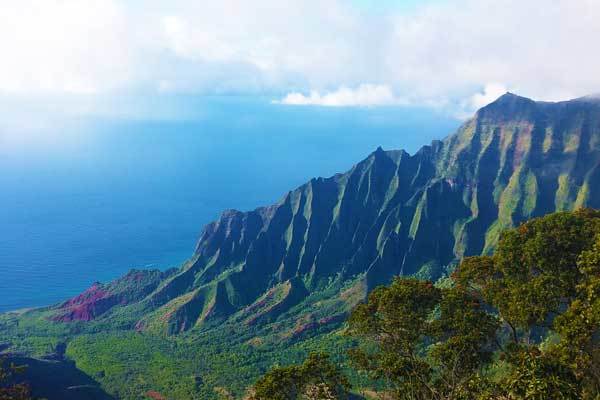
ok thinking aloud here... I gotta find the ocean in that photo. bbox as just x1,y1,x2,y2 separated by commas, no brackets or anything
0,97,459,312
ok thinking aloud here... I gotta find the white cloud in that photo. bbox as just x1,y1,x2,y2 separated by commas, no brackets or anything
468,84,509,111
1,0,600,116
276,84,404,107
383,0,600,108
445,83,511,118
0,0,133,94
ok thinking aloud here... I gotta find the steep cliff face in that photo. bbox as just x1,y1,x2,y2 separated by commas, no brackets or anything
49,93,600,335
438,93,600,257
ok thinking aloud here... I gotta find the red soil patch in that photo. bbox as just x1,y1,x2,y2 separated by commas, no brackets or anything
51,283,120,322
146,390,167,400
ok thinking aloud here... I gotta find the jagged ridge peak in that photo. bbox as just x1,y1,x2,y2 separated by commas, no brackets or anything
476,92,538,121
477,91,600,119
494,91,532,103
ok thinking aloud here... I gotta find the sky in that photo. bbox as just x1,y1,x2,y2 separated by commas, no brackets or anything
1,0,600,123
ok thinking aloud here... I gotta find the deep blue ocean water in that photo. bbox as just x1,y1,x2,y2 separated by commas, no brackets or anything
0,98,459,312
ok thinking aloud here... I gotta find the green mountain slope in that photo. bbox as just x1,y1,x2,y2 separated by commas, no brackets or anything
2,93,600,398
117,93,600,335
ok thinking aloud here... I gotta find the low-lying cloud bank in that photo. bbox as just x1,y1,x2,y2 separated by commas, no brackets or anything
275,84,406,107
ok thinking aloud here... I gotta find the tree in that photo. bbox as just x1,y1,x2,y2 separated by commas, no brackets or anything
346,279,439,399
551,235,600,398
452,209,600,399
251,353,350,400
346,278,498,399
428,286,499,398
348,209,600,399
502,347,579,400
454,209,600,343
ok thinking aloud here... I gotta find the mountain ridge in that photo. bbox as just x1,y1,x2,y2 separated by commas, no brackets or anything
36,92,600,337
3,92,600,399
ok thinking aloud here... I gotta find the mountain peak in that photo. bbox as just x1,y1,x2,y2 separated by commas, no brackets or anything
497,91,523,100
490,91,535,106
477,92,537,121
367,146,389,162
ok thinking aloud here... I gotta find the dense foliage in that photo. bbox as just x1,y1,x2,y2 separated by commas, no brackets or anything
251,353,350,400
254,209,600,399
346,278,499,399
453,208,600,399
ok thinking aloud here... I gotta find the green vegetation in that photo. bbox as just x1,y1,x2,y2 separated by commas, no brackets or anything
2,93,600,399
346,278,498,399
0,289,360,399
251,353,350,400
252,209,600,399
